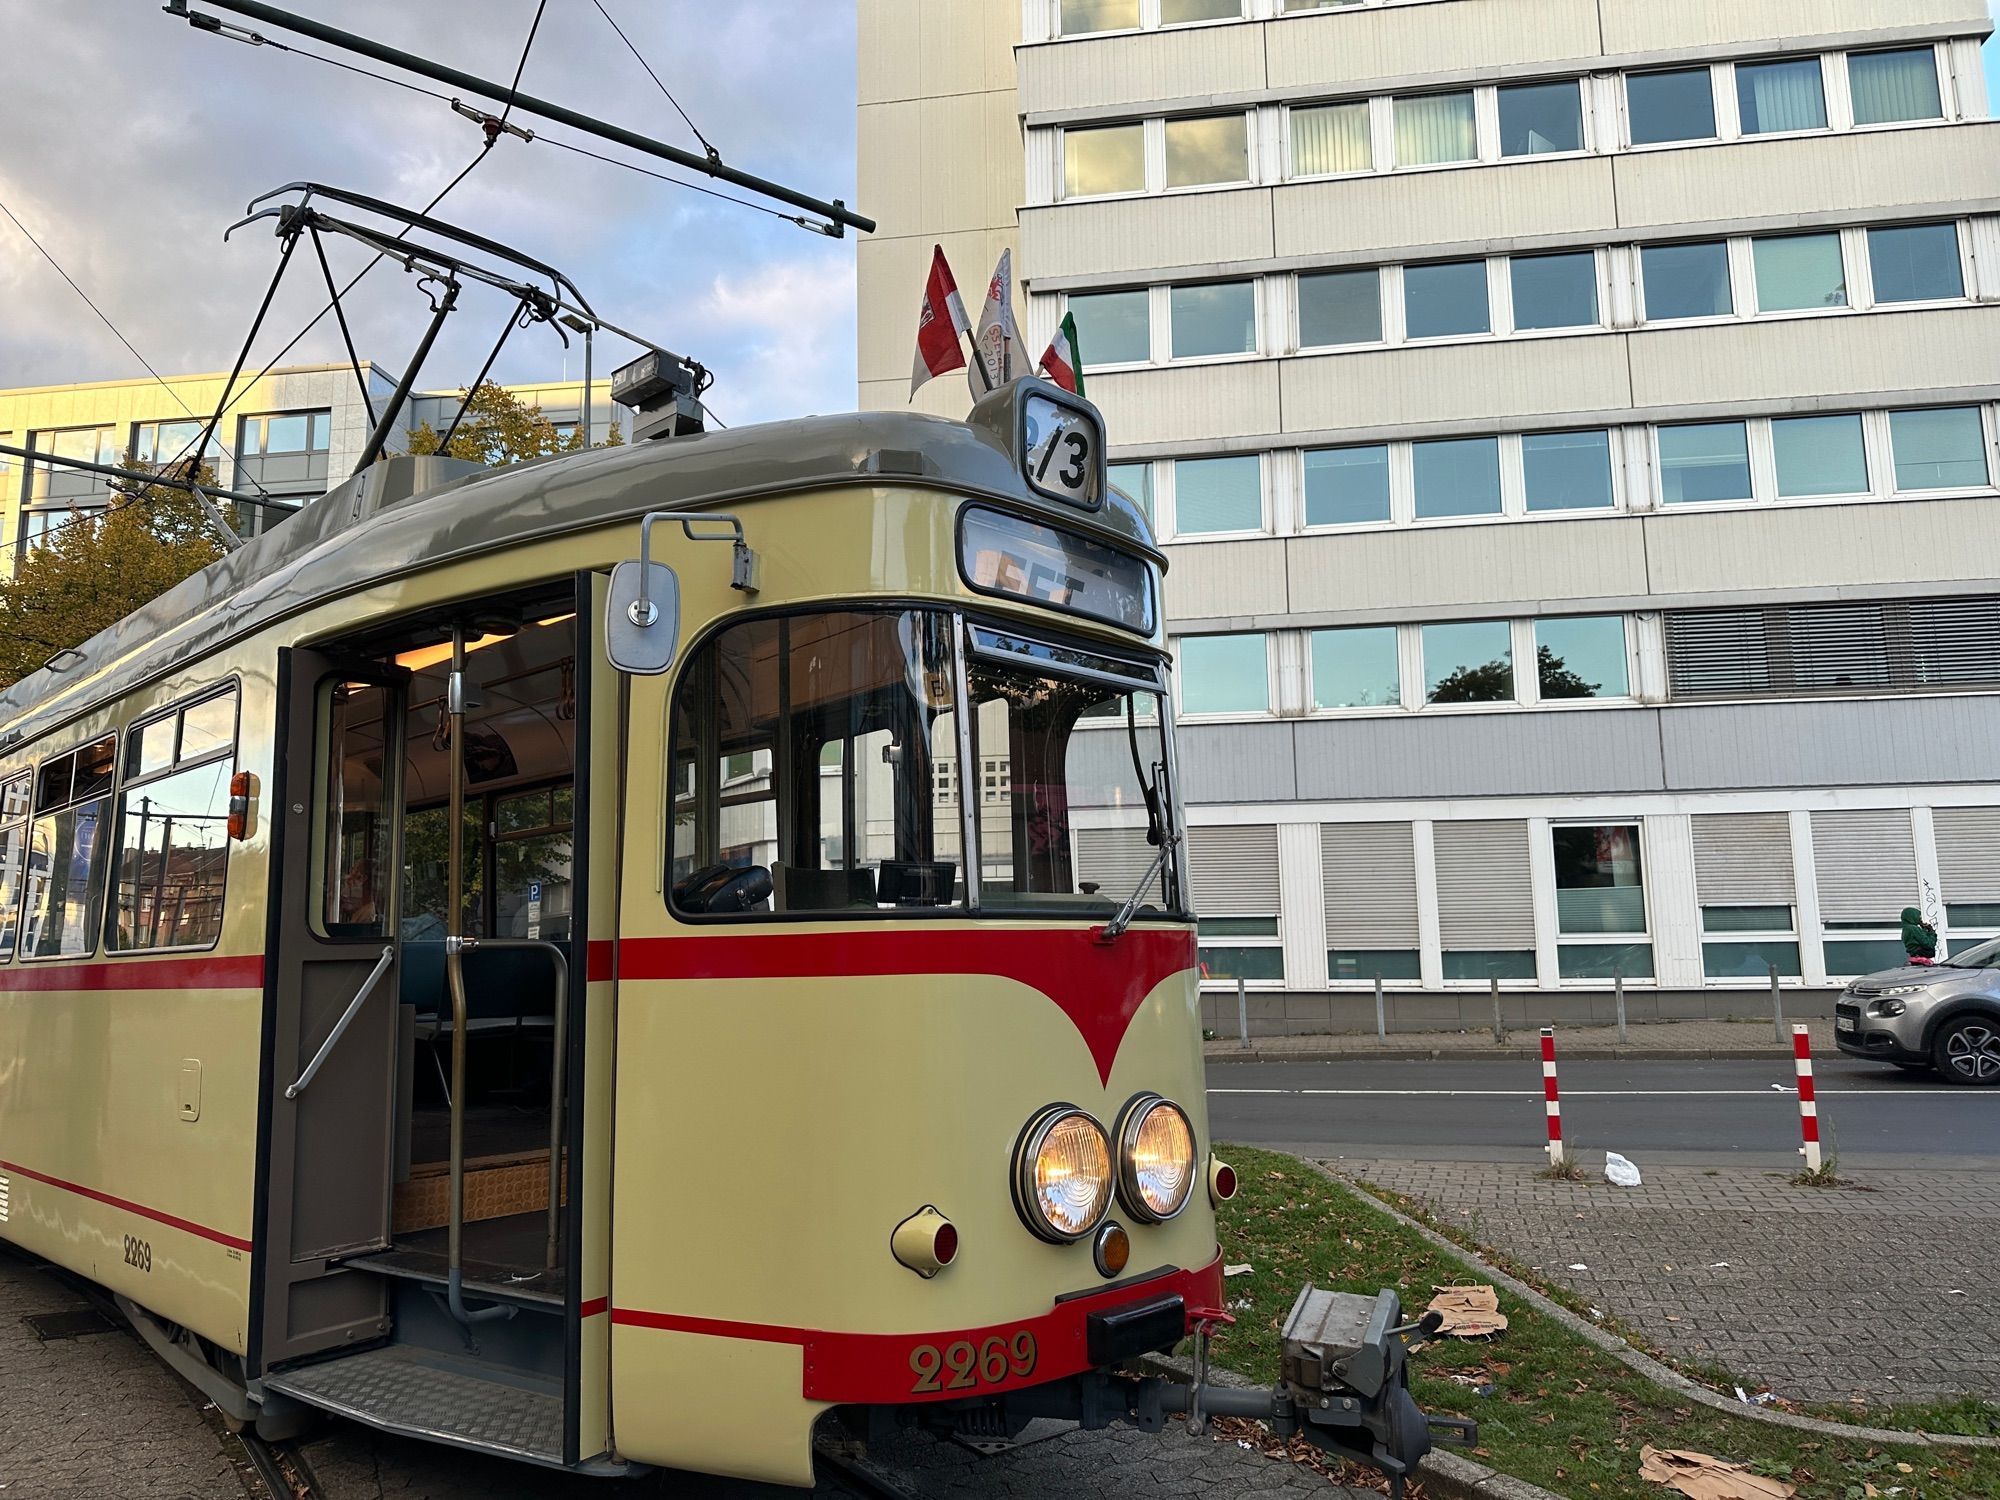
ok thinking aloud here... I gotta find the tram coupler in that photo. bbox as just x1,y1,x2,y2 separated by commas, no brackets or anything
1144,1285,1475,1500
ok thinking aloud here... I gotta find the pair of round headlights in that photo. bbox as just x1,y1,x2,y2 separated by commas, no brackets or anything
1012,1095,1196,1243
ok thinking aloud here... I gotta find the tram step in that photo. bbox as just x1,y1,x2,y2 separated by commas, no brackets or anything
264,1344,563,1465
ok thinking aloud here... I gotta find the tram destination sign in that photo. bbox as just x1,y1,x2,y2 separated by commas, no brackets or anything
1019,388,1103,511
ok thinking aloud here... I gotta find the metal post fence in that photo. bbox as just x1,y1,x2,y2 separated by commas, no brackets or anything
1615,969,1628,1045
1490,976,1505,1043
1541,1027,1565,1168
1374,973,1387,1043
1770,964,1785,1043
1237,977,1250,1050
1792,1024,1821,1172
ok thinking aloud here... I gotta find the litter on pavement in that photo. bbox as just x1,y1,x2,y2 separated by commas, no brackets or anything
1639,1445,1798,1499
1605,1151,1642,1187
1424,1284,1508,1337
1224,1263,1254,1277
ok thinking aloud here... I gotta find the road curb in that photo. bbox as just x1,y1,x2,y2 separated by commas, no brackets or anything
1134,1352,1565,1500
1205,1046,1813,1064
1313,1160,2000,1453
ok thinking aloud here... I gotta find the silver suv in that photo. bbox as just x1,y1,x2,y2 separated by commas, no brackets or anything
1836,939,2000,1085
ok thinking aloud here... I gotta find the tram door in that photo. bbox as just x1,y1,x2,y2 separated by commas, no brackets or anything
257,650,407,1369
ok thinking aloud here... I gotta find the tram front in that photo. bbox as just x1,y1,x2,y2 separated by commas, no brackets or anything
601,380,1457,1492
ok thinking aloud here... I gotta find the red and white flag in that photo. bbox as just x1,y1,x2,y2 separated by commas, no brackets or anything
1039,310,1083,396
968,248,1029,398
910,245,970,397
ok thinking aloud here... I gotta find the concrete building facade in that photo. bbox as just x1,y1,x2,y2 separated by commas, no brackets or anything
857,0,2000,1032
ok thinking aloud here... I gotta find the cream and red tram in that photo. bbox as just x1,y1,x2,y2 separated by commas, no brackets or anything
0,379,1451,1489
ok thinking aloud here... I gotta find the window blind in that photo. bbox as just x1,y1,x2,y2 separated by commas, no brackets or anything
1692,813,1796,904
1076,825,1164,906
1810,810,1917,924
1395,93,1475,166
1849,49,1942,126
1434,820,1534,947
1934,808,2000,903
1292,102,1371,175
1189,825,1281,916
1322,823,1419,947
1667,597,2000,699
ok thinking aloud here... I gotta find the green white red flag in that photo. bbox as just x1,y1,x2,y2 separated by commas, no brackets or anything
1039,311,1083,396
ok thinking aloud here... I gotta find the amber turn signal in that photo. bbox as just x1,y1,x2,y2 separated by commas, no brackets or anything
227,771,256,840
1093,1221,1130,1279
891,1206,958,1279
1208,1156,1238,1204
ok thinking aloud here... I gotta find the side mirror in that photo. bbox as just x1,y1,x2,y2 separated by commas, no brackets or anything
605,559,681,675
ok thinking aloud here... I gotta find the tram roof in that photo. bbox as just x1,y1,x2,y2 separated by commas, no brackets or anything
0,404,1161,750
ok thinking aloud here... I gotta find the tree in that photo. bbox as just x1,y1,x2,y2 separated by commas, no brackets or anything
1426,646,1600,705
407,381,622,468
1534,645,1601,700
0,460,231,688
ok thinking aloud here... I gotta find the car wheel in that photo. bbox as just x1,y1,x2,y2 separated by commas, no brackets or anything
1931,1016,2000,1086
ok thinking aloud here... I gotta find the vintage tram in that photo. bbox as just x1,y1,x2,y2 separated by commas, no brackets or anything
0,377,1446,1487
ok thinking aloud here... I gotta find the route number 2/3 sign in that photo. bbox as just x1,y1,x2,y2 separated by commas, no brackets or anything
1021,390,1102,510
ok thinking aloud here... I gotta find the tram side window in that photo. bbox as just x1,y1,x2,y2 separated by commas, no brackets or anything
108,688,239,952
323,681,394,937
22,735,117,959
0,774,30,959
668,610,962,916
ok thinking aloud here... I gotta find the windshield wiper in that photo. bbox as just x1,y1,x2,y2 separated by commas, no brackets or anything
1098,828,1181,945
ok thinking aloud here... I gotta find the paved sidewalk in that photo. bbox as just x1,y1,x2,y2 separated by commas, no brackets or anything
1337,1158,2000,1407
1209,1017,1834,1062
0,1247,248,1499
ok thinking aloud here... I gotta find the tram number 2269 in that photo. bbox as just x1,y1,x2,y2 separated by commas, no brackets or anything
909,1331,1037,1394
123,1235,152,1273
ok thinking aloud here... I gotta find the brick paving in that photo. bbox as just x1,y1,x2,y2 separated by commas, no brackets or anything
1208,1017,1835,1061
1337,1158,2000,1407
0,1247,247,1499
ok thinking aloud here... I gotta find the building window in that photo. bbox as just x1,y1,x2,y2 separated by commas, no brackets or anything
1772,414,1869,497
1868,224,1963,304
1063,123,1144,198
1108,461,1155,522
1435,820,1536,981
1291,101,1372,177
1310,626,1401,710
1189,825,1282,982
1067,289,1151,365
1423,620,1513,704
1642,241,1733,321
1703,906,1802,979
1751,232,1848,313
1498,80,1583,157
22,735,118,960
1658,421,1753,505
1889,408,1990,492
236,409,332,494
1170,281,1257,358
1394,91,1476,167
1553,824,1653,979
108,688,238,952
133,419,211,468
1735,57,1827,136
1165,113,1249,188
25,425,117,506
1298,267,1381,347
1413,436,1501,519
1303,444,1390,527
1173,455,1262,535
1179,634,1270,715
1324,823,1420,983
1847,47,1943,127
1626,66,1716,145
1536,617,1629,700
1161,0,1240,21
1666,597,2000,700
1510,251,1598,331
1058,0,1137,34
1404,259,1490,339
1198,917,1283,980
1521,429,1613,513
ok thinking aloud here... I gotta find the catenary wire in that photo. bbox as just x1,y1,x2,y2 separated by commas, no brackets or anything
587,0,717,157
533,132,834,230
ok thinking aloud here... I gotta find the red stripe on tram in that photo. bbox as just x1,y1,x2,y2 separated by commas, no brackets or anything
0,953,266,994
580,1296,610,1319
587,928,1198,1084
0,1158,254,1253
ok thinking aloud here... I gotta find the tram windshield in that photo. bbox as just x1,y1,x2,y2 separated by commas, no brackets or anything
668,608,1182,919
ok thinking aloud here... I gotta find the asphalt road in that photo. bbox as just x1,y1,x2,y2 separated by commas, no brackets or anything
1206,1054,2000,1168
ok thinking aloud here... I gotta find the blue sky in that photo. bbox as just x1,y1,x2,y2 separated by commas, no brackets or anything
0,2,857,426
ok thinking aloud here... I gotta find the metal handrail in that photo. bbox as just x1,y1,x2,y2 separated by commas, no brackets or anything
283,945,394,1099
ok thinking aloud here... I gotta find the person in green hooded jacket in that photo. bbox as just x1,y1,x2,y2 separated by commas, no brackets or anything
1901,906,1938,965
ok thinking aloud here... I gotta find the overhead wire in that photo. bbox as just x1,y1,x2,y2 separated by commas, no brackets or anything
586,0,717,158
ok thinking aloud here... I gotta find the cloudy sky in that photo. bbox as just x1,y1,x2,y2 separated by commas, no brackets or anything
0,1,856,427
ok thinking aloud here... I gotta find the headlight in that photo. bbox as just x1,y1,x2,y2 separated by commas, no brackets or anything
1878,985,1927,997
1115,1095,1197,1223
1872,999,1907,1017
1013,1106,1113,1243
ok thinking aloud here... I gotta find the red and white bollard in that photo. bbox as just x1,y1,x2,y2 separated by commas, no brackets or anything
1541,1026,1565,1168
1792,1023,1821,1172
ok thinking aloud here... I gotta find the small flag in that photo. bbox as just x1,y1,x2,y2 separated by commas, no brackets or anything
1039,310,1083,397
910,245,970,397
968,248,1029,398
